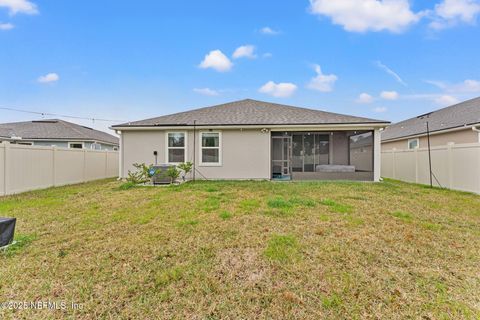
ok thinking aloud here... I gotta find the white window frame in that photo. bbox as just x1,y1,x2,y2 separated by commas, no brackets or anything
199,131,222,167
68,142,85,149
165,131,187,164
407,138,419,150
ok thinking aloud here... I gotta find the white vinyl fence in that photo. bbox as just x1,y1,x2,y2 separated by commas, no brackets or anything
0,142,119,196
381,142,480,194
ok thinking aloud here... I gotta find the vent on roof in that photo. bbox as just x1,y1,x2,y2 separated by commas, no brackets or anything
32,120,58,123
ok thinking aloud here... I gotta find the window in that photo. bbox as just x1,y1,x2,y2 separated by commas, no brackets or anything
408,138,419,150
91,143,102,150
200,132,221,165
166,132,186,163
69,142,84,149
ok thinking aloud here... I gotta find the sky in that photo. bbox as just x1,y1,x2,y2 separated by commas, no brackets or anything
1,0,480,134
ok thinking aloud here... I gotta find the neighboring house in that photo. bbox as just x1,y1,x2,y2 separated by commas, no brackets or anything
0,119,119,150
112,99,389,181
382,97,480,150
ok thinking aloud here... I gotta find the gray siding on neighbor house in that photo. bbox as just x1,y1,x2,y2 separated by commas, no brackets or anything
25,140,118,150
382,128,479,151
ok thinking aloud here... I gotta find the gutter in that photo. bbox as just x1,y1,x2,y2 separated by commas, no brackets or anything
110,122,390,131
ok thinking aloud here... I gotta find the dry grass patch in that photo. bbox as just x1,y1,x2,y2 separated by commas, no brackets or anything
0,178,479,319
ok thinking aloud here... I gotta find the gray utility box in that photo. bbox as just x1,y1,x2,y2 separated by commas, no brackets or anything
0,217,16,247
151,165,175,184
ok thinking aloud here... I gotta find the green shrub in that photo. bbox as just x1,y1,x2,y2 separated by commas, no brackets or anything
126,163,156,184
165,166,181,184
177,162,193,181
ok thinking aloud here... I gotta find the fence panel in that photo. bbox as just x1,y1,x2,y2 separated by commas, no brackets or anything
381,143,480,194
0,142,119,196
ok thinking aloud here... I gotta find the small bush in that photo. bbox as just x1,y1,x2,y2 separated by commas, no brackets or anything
165,166,181,184
126,163,156,184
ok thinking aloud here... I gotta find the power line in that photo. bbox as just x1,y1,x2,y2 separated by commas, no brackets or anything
0,106,127,123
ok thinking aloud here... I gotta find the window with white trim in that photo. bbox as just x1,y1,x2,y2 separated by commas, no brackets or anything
200,132,221,165
166,132,186,163
69,142,84,149
408,138,419,150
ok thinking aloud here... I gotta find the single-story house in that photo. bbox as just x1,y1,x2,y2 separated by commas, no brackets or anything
382,97,480,150
0,119,119,150
111,99,390,181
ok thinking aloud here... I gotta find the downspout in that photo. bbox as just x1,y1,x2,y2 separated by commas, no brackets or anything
472,125,480,143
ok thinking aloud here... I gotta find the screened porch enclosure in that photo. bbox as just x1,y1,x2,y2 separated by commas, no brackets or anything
271,131,374,181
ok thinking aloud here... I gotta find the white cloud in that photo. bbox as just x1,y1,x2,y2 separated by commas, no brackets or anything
380,91,399,100
260,27,280,35
193,88,219,96
309,0,421,33
373,106,387,113
259,81,297,98
356,93,374,104
0,22,14,30
425,79,480,93
307,64,338,92
458,79,480,92
434,95,459,106
37,73,59,83
199,50,233,72
232,45,257,59
430,0,480,29
375,61,407,86
0,0,38,15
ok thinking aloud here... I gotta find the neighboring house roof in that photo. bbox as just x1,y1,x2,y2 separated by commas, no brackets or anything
112,99,389,128
0,119,119,145
382,97,480,142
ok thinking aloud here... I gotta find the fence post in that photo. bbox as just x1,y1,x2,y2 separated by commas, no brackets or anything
447,143,454,189
83,149,87,182
414,149,419,183
392,148,396,179
52,146,57,187
105,151,108,178
2,142,10,195
478,144,480,194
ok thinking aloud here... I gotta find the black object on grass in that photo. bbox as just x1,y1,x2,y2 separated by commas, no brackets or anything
0,217,16,247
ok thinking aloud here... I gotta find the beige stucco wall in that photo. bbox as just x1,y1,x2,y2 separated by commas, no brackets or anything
120,127,383,181
382,128,479,151
121,129,271,180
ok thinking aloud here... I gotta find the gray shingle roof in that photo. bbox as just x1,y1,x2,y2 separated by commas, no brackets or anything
0,119,119,145
112,99,389,127
381,97,480,141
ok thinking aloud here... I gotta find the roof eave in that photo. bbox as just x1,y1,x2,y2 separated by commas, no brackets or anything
111,122,390,131
381,122,480,142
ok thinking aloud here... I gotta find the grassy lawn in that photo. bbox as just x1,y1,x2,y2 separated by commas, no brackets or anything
1,179,480,319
